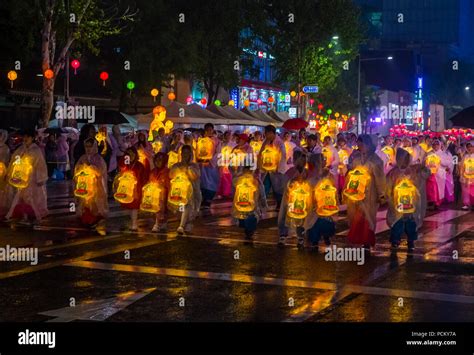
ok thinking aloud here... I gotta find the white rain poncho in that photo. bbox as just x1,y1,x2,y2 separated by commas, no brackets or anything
6,142,49,220
169,161,202,222
424,148,452,202
199,136,221,192
385,148,430,229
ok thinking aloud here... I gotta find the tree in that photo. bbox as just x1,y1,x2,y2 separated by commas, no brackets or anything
38,0,135,127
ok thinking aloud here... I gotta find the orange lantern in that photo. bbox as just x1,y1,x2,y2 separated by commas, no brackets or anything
196,137,214,161
44,69,54,79
314,178,339,216
7,70,17,88
343,166,371,201
168,92,176,101
8,155,33,189
425,153,441,174
244,99,250,107
151,88,159,102
113,171,138,204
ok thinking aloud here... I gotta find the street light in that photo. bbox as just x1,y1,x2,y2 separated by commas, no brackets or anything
465,86,470,91
332,35,339,40
387,56,393,60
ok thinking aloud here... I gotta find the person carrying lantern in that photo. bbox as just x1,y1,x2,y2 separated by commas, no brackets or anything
0,129,11,219
344,134,386,250
232,161,267,240
460,142,474,210
74,138,108,235
278,149,311,248
385,148,430,252
258,125,287,211
305,153,338,249
321,136,340,189
6,129,49,224
134,131,154,176
197,123,221,209
282,131,296,170
425,140,452,210
142,152,170,232
336,136,352,194
115,147,147,231
250,131,263,155
168,145,202,235
217,131,235,199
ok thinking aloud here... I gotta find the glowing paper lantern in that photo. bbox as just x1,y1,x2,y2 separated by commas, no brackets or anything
127,81,135,94
244,99,250,107
151,88,159,102
260,146,280,172
318,103,324,110
0,162,6,180
335,112,340,118
338,149,350,171
463,157,474,179
168,172,193,210
7,70,17,88
425,153,441,174
168,151,180,169
228,100,235,106
140,182,164,213
152,141,163,153
257,99,263,105
290,91,297,98
314,179,339,216
99,71,109,86
394,178,417,214
327,109,332,115
74,165,98,200
250,140,262,154
268,97,275,103
200,98,207,105
233,176,258,218
287,180,312,220
168,92,176,101
343,166,371,201
186,96,193,104
309,98,315,106
196,137,214,161
44,69,54,79
113,171,138,204
214,99,221,106
8,155,33,189
71,59,80,74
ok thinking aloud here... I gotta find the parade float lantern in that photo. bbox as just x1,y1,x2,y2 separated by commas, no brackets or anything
99,71,109,86
196,137,214,161
44,69,54,79
152,141,163,153
8,155,33,189
425,153,441,174
168,92,176,101
140,182,164,213
233,176,257,217
314,179,339,217
260,145,280,172
394,178,417,214
168,151,180,169
343,166,371,201
7,70,17,88
287,180,312,220
71,59,80,75
168,172,192,209
150,88,159,102
149,106,167,140
74,165,98,200
250,140,262,154
113,171,138,204
463,157,474,179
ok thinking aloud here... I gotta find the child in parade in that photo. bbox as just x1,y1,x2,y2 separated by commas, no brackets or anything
6,129,49,224
385,148,430,252
115,147,147,231
74,138,108,235
197,123,221,209
147,152,170,232
232,163,267,240
168,145,202,235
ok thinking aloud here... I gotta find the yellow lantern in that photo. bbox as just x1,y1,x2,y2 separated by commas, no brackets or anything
381,146,394,161
419,142,431,153
168,151,180,168
168,92,176,101
425,153,441,174
8,155,33,189
287,180,312,221
233,176,257,218
260,145,280,172
74,165,98,200
250,140,262,154
394,178,417,214
244,99,250,107
314,179,339,216
196,137,214,161
7,70,17,88
338,149,349,171
95,131,108,156
140,182,164,213
343,166,371,201
290,91,297,97
168,172,192,211
151,88,159,102
463,157,474,179
137,148,148,166
220,145,233,171
300,138,307,149
0,161,6,180
228,100,235,106
321,147,333,168
152,140,163,153
113,171,138,204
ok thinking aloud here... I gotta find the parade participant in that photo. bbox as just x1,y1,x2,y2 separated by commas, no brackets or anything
344,134,386,250
56,133,70,179
250,131,263,155
283,131,296,169
168,145,202,235
306,153,338,248
109,125,127,176
6,129,49,224
278,149,311,248
115,147,147,231
347,133,358,149
448,142,463,207
321,136,340,188
460,142,474,210
152,127,170,153
217,131,235,199
298,128,308,149
73,124,96,166
385,148,430,252
232,162,267,240
0,130,11,219
134,131,154,176
96,126,112,168
410,136,425,165
169,129,184,153
425,140,452,209
441,140,455,204
45,134,58,178
74,138,108,235
258,125,287,210
145,152,170,232
306,134,321,154
230,134,254,175
197,123,221,209
336,137,352,193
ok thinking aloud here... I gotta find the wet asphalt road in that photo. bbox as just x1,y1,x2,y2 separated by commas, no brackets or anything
0,180,473,322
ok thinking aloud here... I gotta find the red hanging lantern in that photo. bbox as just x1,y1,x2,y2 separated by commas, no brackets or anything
99,71,109,86
71,59,80,75
309,99,315,106
268,97,275,103
200,98,207,105
317,103,324,111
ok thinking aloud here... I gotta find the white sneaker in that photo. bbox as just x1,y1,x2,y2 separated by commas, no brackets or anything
177,226,184,235
152,223,159,232
462,205,469,211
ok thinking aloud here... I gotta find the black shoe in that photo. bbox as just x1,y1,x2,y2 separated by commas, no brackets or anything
245,231,254,240
407,241,415,252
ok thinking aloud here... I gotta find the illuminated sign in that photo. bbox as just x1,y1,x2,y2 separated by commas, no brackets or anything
302,85,319,94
